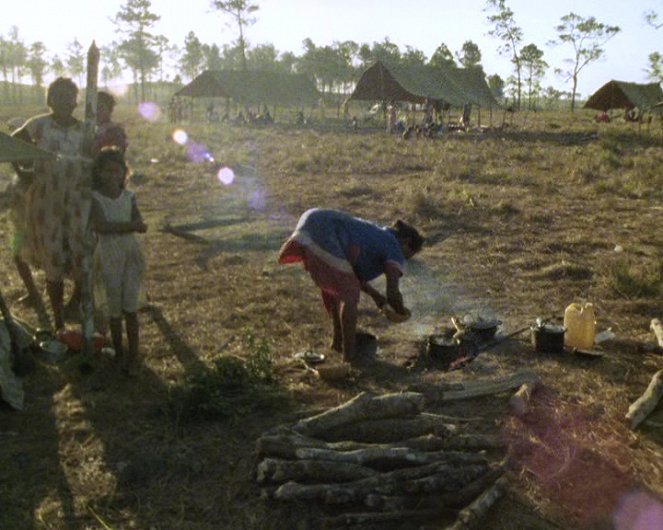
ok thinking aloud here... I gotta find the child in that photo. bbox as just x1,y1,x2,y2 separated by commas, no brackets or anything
89,147,147,375
11,77,86,330
93,91,128,155
278,208,424,362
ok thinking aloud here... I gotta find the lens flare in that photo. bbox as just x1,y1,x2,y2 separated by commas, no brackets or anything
186,141,214,164
248,187,266,211
217,167,235,186
614,490,663,530
172,129,188,145
137,101,162,122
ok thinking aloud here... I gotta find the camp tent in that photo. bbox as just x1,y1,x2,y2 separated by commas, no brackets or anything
0,132,53,163
584,80,663,113
349,61,498,109
175,70,320,107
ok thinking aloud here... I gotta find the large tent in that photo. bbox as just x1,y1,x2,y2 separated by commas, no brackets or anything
584,80,663,112
0,132,53,163
349,61,498,109
174,70,320,107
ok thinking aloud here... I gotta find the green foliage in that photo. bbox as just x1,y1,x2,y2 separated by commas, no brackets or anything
603,258,663,299
170,330,287,423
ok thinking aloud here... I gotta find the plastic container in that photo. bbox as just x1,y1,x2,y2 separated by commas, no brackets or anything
564,303,596,350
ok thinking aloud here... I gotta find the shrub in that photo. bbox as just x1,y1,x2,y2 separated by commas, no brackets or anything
170,331,287,423
603,258,663,299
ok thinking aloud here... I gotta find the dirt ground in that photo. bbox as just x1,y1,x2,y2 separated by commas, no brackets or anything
1,111,663,529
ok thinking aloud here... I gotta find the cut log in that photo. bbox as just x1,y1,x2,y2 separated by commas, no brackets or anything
292,391,425,437
441,371,539,401
273,462,488,503
319,413,457,443
364,463,506,511
445,476,508,530
625,369,663,429
293,446,487,468
509,381,540,416
257,458,377,484
323,508,456,528
650,319,663,348
256,432,503,460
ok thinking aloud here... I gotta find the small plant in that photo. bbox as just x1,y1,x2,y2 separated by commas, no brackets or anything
170,330,287,423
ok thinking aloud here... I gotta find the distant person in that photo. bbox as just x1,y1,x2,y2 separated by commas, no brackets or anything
11,77,89,330
93,91,128,155
89,147,147,376
278,208,424,362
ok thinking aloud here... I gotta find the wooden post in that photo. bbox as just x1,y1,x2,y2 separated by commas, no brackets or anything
80,41,99,355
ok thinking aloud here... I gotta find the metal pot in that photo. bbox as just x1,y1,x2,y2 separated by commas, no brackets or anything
467,319,502,342
531,324,565,353
427,333,462,366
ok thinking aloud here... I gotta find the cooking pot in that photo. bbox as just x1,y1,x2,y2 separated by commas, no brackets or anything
531,323,565,353
467,319,502,342
427,333,462,367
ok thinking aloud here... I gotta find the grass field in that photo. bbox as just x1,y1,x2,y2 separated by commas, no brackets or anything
1,105,663,529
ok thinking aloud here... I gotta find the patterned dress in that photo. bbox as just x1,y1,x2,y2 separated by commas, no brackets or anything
278,208,405,313
91,190,145,317
19,114,89,282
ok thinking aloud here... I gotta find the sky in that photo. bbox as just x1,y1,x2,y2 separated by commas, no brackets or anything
3,0,662,98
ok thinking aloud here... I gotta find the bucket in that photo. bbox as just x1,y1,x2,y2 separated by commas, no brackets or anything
564,303,596,350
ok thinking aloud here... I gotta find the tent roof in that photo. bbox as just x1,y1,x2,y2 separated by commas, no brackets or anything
175,70,320,106
349,61,498,108
584,80,663,112
0,132,53,163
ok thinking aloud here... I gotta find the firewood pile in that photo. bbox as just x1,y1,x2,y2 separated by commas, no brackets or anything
256,390,516,528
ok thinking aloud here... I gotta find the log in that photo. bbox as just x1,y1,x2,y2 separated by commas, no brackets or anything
651,319,663,348
319,413,457,443
292,392,426,437
323,508,456,528
272,462,488,503
625,369,663,429
445,476,508,530
257,458,377,484
509,380,540,416
441,371,540,401
256,432,503,460
364,463,506,511
293,446,487,468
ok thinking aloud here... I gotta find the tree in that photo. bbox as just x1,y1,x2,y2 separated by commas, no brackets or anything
485,0,524,109
66,39,85,86
278,51,297,74
646,52,663,83
203,43,223,71
246,43,279,71
401,46,427,68
153,35,174,82
456,41,482,69
180,31,204,80
429,43,456,70
114,0,161,102
100,43,124,87
487,74,505,101
51,55,66,78
27,42,49,96
519,43,547,109
358,38,401,68
549,13,620,111
210,0,258,71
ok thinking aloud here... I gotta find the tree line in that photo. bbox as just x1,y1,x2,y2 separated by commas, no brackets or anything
1,0,661,111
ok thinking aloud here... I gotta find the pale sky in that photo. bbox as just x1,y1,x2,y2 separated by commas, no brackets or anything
4,0,662,98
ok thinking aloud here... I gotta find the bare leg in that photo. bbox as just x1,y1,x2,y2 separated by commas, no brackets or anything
14,256,39,304
330,298,342,352
125,312,140,375
109,316,124,365
340,299,357,362
46,280,65,331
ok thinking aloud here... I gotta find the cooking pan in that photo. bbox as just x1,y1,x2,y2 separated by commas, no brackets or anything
531,323,565,353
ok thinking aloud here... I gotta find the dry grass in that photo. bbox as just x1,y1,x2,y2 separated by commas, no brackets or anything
1,107,663,529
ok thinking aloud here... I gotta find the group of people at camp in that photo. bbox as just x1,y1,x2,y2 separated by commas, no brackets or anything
10,77,145,375
8,78,423,374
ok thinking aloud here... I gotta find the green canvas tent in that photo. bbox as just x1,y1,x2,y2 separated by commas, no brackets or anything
0,132,53,163
175,70,320,107
584,80,663,112
349,61,498,109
